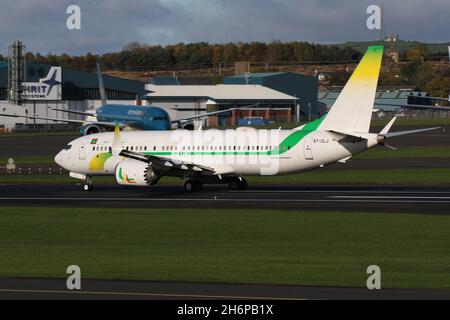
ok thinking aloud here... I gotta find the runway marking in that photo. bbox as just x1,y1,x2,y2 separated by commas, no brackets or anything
332,196,450,200
234,190,450,194
1,197,450,204
0,288,306,300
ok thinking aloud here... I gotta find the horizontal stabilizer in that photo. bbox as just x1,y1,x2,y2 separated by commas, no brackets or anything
379,117,397,135
385,127,441,138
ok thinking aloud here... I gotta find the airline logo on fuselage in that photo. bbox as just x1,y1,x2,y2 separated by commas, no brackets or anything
127,109,144,116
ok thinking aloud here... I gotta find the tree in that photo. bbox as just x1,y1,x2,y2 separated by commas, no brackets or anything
412,63,434,89
426,77,450,98
400,61,421,84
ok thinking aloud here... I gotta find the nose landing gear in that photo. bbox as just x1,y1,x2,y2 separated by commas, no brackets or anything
82,177,94,192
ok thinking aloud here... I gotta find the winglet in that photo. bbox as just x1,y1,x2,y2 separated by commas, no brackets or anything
379,117,397,135
112,123,122,155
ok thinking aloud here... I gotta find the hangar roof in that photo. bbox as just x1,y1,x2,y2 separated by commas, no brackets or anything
145,84,297,102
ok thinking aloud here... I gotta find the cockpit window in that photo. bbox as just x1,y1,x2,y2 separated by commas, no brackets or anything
63,144,72,150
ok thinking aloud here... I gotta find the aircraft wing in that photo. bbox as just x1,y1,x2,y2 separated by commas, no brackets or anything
171,104,258,124
0,112,124,128
51,108,97,117
119,149,216,175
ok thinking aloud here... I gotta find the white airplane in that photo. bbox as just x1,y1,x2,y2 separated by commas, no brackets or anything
55,46,440,192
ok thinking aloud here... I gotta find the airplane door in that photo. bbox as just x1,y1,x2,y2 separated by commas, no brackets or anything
304,138,313,160
79,144,86,160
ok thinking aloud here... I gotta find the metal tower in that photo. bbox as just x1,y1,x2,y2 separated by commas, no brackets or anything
8,40,26,105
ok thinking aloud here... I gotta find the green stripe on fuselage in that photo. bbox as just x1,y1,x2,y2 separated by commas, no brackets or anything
140,116,326,157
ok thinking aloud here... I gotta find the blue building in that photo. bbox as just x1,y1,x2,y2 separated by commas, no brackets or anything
224,72,321,120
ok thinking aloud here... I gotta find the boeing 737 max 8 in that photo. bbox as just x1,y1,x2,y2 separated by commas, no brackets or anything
54,46,440,192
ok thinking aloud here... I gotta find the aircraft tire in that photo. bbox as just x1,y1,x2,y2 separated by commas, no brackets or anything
83,183,94,192
184,180,203,192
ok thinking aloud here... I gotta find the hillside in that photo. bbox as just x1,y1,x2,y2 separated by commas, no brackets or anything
332,40,450,55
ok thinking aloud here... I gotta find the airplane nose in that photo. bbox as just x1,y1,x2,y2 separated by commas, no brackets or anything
54,151,63,167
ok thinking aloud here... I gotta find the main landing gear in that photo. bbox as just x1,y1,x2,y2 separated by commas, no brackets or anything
228,177,248,191
184,180,203,192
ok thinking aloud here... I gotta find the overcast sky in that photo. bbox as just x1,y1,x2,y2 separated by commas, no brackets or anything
0,0,448,55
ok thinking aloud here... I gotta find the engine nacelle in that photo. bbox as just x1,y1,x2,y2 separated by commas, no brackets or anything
179,122,195,130
80,124,102,136
115,159,160,186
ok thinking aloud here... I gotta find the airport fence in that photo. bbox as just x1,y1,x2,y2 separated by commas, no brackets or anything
373,109,450,120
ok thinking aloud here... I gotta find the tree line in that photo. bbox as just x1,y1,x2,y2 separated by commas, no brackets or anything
3,41,362,72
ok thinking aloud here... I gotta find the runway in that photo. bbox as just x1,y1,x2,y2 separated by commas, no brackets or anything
1,184,450,214
1,277,450,300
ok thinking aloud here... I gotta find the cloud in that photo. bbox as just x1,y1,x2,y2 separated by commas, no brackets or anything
0,0,448,55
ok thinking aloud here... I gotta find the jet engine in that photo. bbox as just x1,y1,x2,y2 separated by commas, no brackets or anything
115,159,160,186
80,124,102,136
178,122,195,130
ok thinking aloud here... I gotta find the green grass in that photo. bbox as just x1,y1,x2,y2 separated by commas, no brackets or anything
0,156,55,165
354,146,450,159
371,118,450,128
0,131,79,138
247,168,450,185
1,168,450,185
0,207,449,289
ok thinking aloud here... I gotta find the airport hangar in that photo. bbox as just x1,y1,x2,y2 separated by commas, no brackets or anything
0,61,146,130
146,72,326,127
319,89,434,114
1,63,326,130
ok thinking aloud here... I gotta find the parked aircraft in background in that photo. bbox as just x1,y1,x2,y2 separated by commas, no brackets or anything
0,64,247,135
55,46,440,192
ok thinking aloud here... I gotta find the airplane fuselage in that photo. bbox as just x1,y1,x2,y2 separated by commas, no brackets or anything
96,105,171,130
55,127,378,180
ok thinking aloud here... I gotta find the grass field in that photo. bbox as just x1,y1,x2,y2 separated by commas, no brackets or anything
0,207,449,289
352,146,450,159
1,168,450,185
370,118,450,128
0,156,56,165
0,131,78,138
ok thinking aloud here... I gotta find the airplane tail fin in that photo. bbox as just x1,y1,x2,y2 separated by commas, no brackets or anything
96,63,108,106
318,46,384,133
